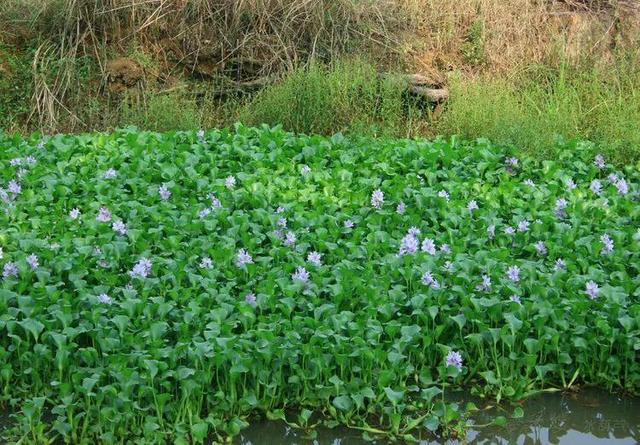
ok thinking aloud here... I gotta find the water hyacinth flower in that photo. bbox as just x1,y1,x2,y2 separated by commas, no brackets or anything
438,190,450,201
276,206,285,214
614,178,629,195
398,233,419,256
69,208,81,220
129,257,152,279
594,154,605,169
534,240,547,255
245,292,257,305
440,244,451,254
524,179,535,187
565,178,576,191
421,238,436,255
421,271,440,289
505,157,518,167
200,257,213,269
301,165,311,175
517,220,530,232
2,262,18,279
284,231,297,247
504,226,515,235
26,254,38,271
235,249,253,267
585,281,599,299
7,180,21,195
371,189,384,209
600,233,614,255
198,208,211,219
476,275,491,292
9,158,22,166
506,265,520,282
446,350,463,371
97,207,112,222
408,226,421,237
467,200,478,211
510,294,521,304
396,201,406,214
291,266,310,283
37,140,45,150
487,225,496,239
590,179,602,196
443,261,454,273
159,184,171,201
225,175,236,189
307,251,322,267
555,198,568,218
555,258,566,270
344,219,354,229
104,168,117,179
112,220,127,235
277,217,287,228
97,293,113,305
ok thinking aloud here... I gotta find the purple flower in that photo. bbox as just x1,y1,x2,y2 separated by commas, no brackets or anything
421,271,440,289
555,198,568,218
504,226,515,235
467,200,478,211
235,249,253,267
524,179,535,187
517,220,530,232
104,168,117,179
2,261,18,279
421,238,436,255
438,190,450,201
307,251,322,267
200,257,213,269
600,233,614,255
615,178,629,195
505,157,518,167
408,226,421,237
291,266,310,283
446,350,463,371
26,254,38,271
506,265,520,282
399,233,419,256
129,257,152,278
440,243,451,253
112,220,127,235
301,165,311,175
276,206,285,214
97,293,113,305
159,184,171,201
69,208,81,220
608,173,619,184
487,225,496,239
555,258,566,270
585,281,599,299
225,175,236,189
396,201,406,214
534,240,547,255
96,207,112,222
37,140,45,150
344,219,354,229
25,156,36,165
371,189,384,209
8,180,20,195
199,208,211,219
284,231,297,247
9,158,22,166
594,154,605,169
245,292,257,305
565,178,576,191
277,217,287,228
443,261,454,273
510,294,521,304
476,275,491,292
590,179,602,196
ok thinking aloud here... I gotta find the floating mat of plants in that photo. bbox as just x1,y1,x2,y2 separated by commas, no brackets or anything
0,125,639,443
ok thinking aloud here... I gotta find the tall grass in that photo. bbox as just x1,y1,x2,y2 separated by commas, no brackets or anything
435,59,640,163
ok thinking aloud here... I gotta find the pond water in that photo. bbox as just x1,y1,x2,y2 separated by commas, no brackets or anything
234,389,640,445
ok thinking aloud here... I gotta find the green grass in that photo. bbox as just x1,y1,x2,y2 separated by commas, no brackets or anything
436,61,640,164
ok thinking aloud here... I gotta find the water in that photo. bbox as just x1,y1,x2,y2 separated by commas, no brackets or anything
234,389,640,444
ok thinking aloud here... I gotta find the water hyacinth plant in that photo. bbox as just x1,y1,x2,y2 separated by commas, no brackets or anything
0,126,639,443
